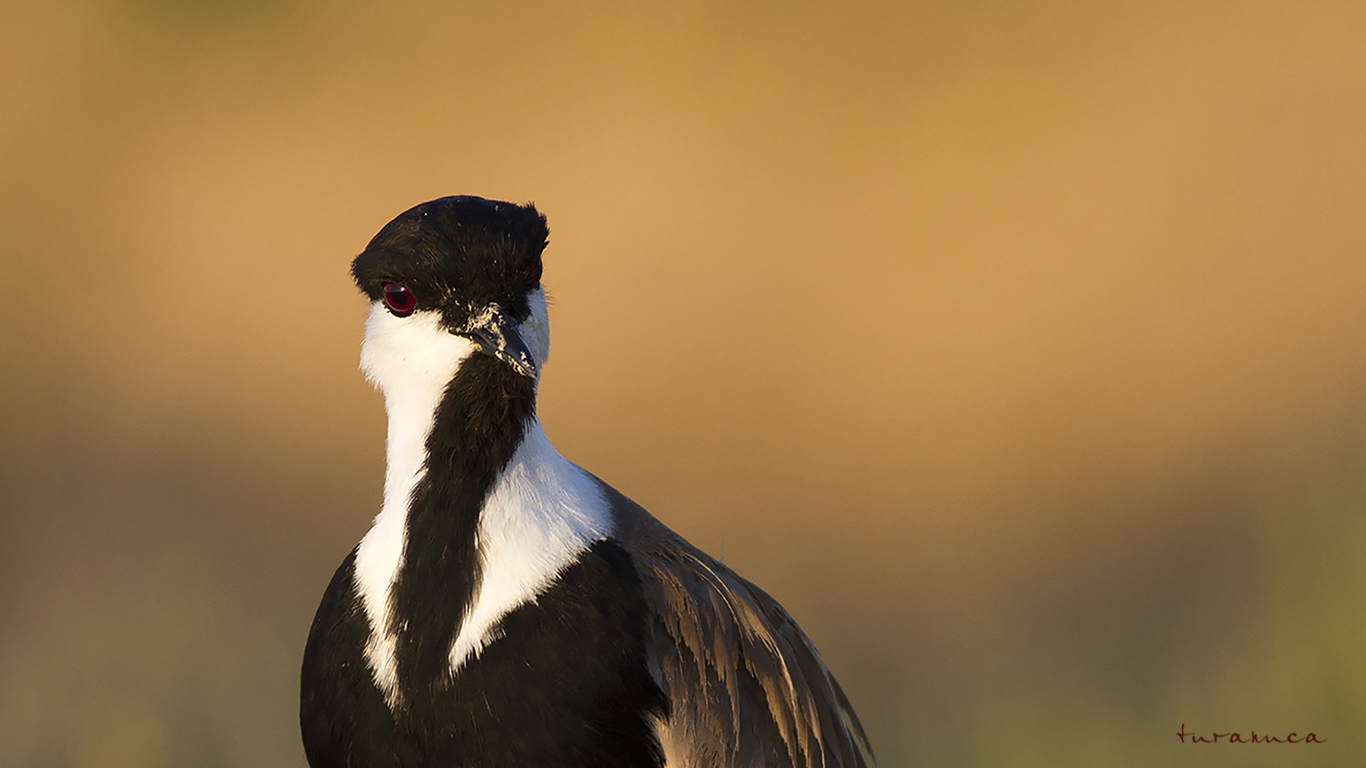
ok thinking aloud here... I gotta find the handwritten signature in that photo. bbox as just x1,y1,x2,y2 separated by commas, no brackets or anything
1178,724,1325,744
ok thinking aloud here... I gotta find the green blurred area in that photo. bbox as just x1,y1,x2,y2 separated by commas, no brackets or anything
2,1,1364,766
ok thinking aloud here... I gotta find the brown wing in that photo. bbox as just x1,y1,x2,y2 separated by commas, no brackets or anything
603,483,876,768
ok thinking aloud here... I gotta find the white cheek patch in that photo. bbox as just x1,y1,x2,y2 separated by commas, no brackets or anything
449,419,613,671
517,286,551,372
354,303,477,706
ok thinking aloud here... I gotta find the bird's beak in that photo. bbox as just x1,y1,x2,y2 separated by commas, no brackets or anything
459,304,538,379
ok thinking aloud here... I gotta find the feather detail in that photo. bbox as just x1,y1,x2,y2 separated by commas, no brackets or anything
604,482,876,768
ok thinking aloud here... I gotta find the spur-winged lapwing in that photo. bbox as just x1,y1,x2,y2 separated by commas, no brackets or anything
300,196,874,768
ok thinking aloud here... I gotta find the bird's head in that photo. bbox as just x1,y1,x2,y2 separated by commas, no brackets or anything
351,196,550,400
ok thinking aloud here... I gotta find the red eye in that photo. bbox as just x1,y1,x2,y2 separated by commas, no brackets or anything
381,282,416,317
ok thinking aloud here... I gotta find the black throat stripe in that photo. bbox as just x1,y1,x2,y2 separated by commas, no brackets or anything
302,350,668,767
390,352,537,695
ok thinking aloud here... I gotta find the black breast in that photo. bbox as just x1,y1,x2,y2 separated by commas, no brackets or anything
300,540,669,768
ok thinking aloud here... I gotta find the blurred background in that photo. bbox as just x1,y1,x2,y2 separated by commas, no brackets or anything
2,0,1364,766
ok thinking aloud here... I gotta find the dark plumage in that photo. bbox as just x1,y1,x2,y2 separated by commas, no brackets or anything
301,196,873,768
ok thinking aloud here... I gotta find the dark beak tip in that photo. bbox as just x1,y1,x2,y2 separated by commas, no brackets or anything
463,303,539,379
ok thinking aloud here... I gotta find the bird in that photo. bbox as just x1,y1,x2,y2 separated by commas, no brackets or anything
300,195,875,768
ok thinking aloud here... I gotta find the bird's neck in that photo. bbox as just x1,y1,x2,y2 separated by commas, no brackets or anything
356,349,613,715
356,354,537,706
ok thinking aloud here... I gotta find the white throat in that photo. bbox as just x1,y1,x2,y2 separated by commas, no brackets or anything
351,289,611,706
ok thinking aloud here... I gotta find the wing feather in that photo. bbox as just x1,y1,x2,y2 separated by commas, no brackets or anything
604,483,875,768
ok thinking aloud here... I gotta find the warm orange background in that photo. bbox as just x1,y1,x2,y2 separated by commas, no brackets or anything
2,1,1364,766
